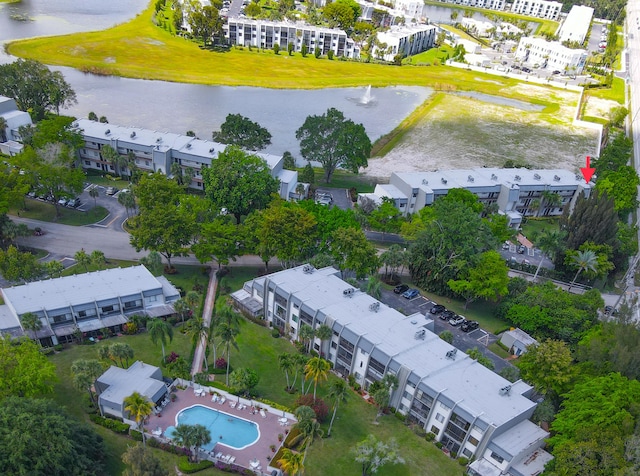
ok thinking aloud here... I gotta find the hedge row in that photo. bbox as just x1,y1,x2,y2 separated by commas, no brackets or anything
89,414,130,434
177,457,214,474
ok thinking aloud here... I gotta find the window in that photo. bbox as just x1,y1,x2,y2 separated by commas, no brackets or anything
435,413,444,423
430,425,440,435
147,295,158,303
403,391,412,400
102,305,114,313
463,448,472,458
440,402,451,411
467,436,479,447
331,341,337,349
292,315,299,323
490,452,504,464
84,160,91,166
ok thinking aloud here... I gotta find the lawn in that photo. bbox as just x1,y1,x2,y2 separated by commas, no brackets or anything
404,45,455,66
85,171,132,189
589,76,626,104
9,198,109,225
520,217,559,242
312,168,378,192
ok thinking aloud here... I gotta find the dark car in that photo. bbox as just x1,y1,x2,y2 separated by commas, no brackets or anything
402,289,420,300
512,65,521,70
517,245,526,254
521,67,532,73
552,70,561,75
461,320,480,332
429,304,446,315
394,284,409,294
441,310,456,321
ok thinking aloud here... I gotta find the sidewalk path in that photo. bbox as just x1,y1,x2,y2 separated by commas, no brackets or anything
191,267,218,376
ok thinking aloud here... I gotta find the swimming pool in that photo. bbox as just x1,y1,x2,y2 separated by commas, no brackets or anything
165,405,260,450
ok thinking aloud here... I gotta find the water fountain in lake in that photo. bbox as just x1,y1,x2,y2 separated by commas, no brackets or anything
348,85,376,107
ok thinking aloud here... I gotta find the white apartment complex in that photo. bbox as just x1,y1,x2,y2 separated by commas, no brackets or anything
373,24,437,61
515,36,587,73
510,0,562,21
360,168,591,228
0,95,33,156
233,265,553,476
74,119,299,201
558,5,594,44
433,0,506,11
224,19,359,58
392,0,425,20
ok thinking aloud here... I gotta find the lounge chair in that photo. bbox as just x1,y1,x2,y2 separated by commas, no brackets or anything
229,402,236,408
259,409,267,418
219,397,226,405
215,452,223,459
228,456,235,463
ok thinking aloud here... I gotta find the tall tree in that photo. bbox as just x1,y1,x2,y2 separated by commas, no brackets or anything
147,319,174,361
568,249,598,291
171,424,212,463
352,435,405,476
327,378,349,437
212,113,272,151
202,146,279,223
122,444,169,476
192,216,240,269
0,59,77,120
533,229,566,281
279,353,295,392
305,357,331,402
228,367,259,395
0,397,106,476
518,339,574,396
74,248,91,272
447,250,509,309
123,392,154,446
329,227,379,279
0,245,45,283
101,144,128,178
315,324,333,358
90,249,106,270
0,338,57,399
216,322,240,385
71,358,104,406
296,108,371,183
278,449,305,476
185,316,210,371
20,312,43,345
187,4,223,46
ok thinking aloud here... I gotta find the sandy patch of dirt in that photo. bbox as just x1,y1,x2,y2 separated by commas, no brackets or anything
584,95,619,119
365,94,598,178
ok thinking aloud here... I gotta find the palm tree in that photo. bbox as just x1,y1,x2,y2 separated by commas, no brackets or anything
568,249,598,291
71,358,104,406
109,342,135,368
538,190,562,217
533,230,565,281
217,303,240,328
173,299,190,325
186,316,210,371
147,319,174,361
123,391,154,446
315,324,332,358
278,448,305,476
172,424,211,463
292,353,309,395
0,116,7,142
293,405,323,458
20,312,42,345
279,353,295,391
185,291,201,315
74,248,91,272
90,250,106,270
327,379,349,437
216,322,239,385
299,325,315,354
89,187,99,209
365,276,381,300
305,357,331,401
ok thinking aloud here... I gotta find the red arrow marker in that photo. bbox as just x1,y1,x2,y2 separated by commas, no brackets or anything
580,156,595,183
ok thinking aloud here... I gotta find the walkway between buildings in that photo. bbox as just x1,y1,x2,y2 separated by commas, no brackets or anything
191,267,217,376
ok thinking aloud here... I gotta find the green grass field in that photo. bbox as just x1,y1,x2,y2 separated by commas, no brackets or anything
9,198,109,225
405,45,455,66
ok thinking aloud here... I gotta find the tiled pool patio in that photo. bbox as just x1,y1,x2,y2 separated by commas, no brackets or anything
147,386,295,473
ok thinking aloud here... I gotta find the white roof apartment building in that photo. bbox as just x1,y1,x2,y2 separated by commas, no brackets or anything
429,0,506,11
0,95,33,156
224,19,359,58
373,24,437,61
510,0,562,21
515,36,587,73
558,5,594,44
74,118,299,201
360,168,590,228
0,265,180,346
233,265,553,476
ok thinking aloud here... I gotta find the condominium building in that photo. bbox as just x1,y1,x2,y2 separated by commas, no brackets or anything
431,0,506,11
74,118,299,200
224,19,359,58
510,0,562,21
373,24,437,61
0,265,180,346
233,265,553,476
515,36,587,73
558,5,595,44
0,95,33,156
360,168,591,227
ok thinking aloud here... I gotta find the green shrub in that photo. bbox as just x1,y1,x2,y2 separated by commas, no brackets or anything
177,456,214,473
54,344,64,351
271,328,280,338
436,442,443,449
255,398,290,413
130,429,143,441
394,411,406,422
89,414,130,433
425,432,436,442
458,457,469,466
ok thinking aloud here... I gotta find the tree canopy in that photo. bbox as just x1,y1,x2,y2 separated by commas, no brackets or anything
202,146,279,223
212,113,272,151
448,250,509,309
296,108,371,183
0,59,77,120
0,337,56,399
0,397,106,475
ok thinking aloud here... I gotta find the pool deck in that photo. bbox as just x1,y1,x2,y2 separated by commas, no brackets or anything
147,387,294,471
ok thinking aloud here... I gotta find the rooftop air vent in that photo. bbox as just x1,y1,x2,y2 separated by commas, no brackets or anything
468,175,474,182
414,329,426,340
422,179,428,185
343,288,355,298
105,129,110,135
209,147,215,154
302,264,314,274
534,173,541,180
499,385,512,396
491,174,497,180
514,175,521,181
156,137,162,143
369,302,380,313
130,131,136,138
186,143,192,149
446,349,457,360
441,178,448,185
553,175,561,182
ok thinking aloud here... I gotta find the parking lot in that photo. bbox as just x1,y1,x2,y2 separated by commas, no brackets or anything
314,187,353,211
379,286,514,373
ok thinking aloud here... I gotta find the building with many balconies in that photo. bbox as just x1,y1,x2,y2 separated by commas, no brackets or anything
510,0,562,21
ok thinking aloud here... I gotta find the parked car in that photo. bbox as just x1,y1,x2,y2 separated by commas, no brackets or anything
521,67,532,73
449,315,465,326
106,187,116,196
552,70,561,75
461,320,479,332
394,284,409,294
402,289,420,300
67,197,81,208
57,197,68,207
502,241,510,250
517,245,526,254
441,310,456,321
430,304,446,315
